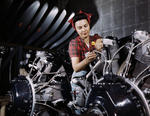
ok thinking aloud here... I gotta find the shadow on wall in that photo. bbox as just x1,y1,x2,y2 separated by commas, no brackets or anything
66,0,99,28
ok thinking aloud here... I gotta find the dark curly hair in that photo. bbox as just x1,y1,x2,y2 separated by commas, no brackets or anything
73,13,88,26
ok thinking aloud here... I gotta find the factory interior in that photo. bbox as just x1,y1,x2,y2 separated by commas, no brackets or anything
0,0,150,116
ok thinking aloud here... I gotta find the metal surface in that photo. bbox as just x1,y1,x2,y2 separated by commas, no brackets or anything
10,76,35,116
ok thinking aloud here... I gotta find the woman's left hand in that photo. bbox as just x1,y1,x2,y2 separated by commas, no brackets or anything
95,38,103,51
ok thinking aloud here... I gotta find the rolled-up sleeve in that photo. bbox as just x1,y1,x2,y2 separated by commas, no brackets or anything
69,39,80,58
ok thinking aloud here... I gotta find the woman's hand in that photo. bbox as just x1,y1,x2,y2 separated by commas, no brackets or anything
95,38,103,51
71,52,97,72
86,51,97,63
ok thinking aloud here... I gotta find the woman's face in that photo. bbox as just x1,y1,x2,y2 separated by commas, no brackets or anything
75,19,90,39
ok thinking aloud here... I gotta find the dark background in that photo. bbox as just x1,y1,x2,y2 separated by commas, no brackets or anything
0,0,150,93
0,0,149,48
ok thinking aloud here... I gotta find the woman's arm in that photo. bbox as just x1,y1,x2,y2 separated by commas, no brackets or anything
71,52,96,72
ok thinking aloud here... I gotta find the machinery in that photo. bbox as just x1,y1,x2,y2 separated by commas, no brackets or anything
0,1,150,115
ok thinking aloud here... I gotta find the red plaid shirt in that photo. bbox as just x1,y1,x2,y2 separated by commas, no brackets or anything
69,34,101,61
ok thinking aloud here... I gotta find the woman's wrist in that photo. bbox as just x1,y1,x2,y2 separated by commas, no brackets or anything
84,57,90,65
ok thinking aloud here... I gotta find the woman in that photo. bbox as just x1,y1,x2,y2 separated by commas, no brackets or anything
68,10,103,114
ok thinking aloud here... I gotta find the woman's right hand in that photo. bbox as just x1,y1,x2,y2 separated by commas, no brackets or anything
86,51,97,63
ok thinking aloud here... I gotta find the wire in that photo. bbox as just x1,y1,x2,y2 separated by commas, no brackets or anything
35,102,64,113
105,44,126,74
94,50,108,76
134,64,150,84
135,73,150,85
118,38,150,77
